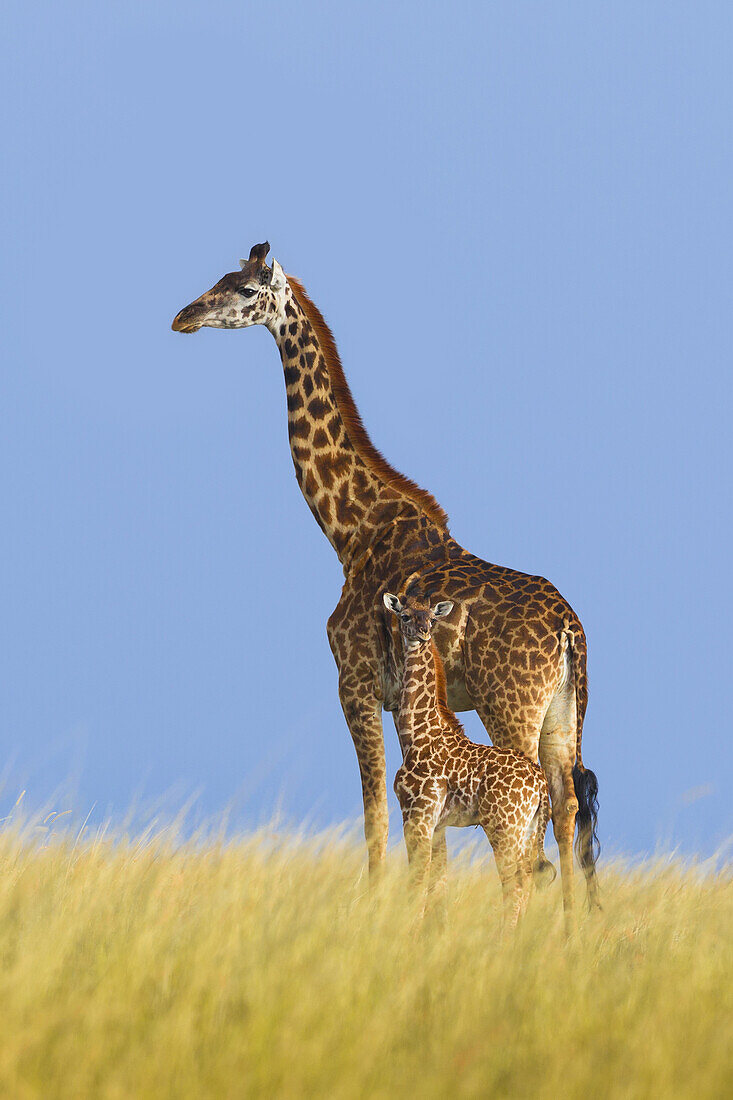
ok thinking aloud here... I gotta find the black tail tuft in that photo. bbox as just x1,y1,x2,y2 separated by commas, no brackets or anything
573,763,600,870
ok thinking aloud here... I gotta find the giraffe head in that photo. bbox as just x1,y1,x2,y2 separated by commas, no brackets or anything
171,242,287,333
383,590,453,650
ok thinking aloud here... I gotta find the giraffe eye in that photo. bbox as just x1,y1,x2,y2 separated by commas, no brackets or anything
241,286,257,299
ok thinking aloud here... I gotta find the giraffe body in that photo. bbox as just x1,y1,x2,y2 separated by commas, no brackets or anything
172,244,600,927
384,590,550,930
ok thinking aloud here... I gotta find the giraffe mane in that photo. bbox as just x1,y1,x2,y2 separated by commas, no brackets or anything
287,276,449,531
430,641,464,737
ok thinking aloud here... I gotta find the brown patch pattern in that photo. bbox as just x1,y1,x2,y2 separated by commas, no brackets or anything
388,593,550,932
171,248,600,925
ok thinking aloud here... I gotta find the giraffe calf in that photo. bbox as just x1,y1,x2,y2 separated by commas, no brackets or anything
384,589,551,932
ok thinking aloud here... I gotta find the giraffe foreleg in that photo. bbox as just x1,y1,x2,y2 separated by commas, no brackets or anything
402,814,435,918
338,679,388,880
429,829,448,897
426,828,449,927
396,775,446,919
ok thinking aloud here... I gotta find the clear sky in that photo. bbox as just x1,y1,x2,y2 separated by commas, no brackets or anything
2,2,731,857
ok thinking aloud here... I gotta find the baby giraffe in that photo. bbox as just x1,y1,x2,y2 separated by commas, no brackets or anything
384,589,551,932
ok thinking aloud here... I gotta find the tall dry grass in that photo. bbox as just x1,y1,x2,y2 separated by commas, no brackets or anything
0,816,730,1099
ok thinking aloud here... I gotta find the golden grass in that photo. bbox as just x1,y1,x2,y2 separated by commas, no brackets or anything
0,818,730,1099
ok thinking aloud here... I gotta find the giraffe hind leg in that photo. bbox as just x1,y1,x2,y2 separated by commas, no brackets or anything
473,698,557,889
492,840,527,938
539,683,581,932
532,787,557,887
516,798,544,922
482,820,530,937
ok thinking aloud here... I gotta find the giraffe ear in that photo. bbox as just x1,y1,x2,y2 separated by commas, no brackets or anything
270,259,286,290
432,601,453,619
383,593,403,615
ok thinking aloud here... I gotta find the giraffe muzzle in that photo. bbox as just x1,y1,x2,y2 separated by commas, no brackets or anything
171,305,205,333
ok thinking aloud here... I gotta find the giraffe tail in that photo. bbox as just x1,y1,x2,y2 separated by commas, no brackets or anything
564,622,601,876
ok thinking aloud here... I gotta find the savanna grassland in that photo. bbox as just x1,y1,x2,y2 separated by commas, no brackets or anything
0,818,730,1099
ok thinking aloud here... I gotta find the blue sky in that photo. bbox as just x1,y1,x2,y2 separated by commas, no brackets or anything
2,2,731,856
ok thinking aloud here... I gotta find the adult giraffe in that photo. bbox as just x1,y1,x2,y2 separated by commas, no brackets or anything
172,243,600,922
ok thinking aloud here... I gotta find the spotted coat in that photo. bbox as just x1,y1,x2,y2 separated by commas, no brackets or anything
172,243,600,926
385,590,550,929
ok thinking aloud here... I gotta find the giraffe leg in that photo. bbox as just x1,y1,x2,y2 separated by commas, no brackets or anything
473,696,555,887
544,699,601,914
485,831,525,938
427,829,449,927
519,803,541,920
429,829,448,897
393,709,449,916
540,690,580,934
403,814,434,918
532,786,556,887
517,848,534,923
338,682,388,880
541,762,578,936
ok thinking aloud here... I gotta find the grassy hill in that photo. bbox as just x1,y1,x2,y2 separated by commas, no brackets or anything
0,820,730,1098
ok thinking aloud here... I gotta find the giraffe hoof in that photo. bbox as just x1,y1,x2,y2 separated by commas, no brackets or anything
533,857,557,888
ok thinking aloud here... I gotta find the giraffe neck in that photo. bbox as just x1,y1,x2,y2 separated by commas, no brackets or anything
398,639,464,748
265,277,448,564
